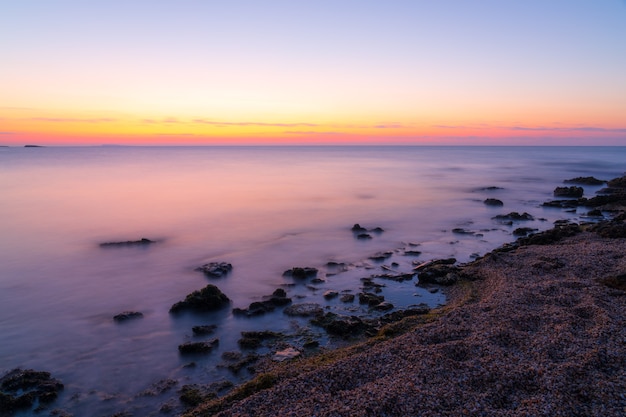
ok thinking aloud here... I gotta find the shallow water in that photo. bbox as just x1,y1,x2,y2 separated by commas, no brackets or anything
0,146,624,416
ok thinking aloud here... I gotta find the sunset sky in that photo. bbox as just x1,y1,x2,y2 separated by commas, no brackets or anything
2,0,626,146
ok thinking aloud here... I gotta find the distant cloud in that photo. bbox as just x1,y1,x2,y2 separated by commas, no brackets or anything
283,130,346,135
434,124,626,134
193,119,319,128
154,133,196,136
0,131,15,134
31,117,117,123
373,123,406,129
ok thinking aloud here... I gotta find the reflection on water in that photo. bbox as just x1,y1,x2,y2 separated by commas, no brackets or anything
0,146,624,415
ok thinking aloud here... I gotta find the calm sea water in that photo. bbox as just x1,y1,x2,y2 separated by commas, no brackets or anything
1,146,624,416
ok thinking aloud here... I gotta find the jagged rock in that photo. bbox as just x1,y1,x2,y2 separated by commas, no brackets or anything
323,290,339,299
356,233,372,240
492,212,534,221
0,369,64,414
283,267,318,279
358,292,384,306
564,176,605,185
99,238,154,247
192,325,217,336
113,311,143,322
170,284,230,313
238,331,283,349
452,228,475,235
339,294,355,303
483,198,504,206
403,250,422,256
513,227,538,236
311,312,373,337
517,222,582,245
415,259,460,286
233,289,292,317
195,262,232,278
554,186,584,198
351,224,368,232
283,303,324,317
373,302,394,311
369,251,393,261
178,339,219,354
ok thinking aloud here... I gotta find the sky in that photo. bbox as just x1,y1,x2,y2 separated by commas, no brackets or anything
1,0,626,146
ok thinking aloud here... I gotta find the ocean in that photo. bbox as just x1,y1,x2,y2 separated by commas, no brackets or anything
1,146,624,416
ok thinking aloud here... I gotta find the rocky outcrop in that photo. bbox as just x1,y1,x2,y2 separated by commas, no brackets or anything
178,339,219,354
113,311,143,322
483,198,504,206
0,369,63,414
554,186,584,198
170,285,230,313
414,258,460,286
282,267,318,279
99,238,155,247
492,212,534,222
283,303,324,317
233,289,292,317
564,176,605,185
195,262,232,278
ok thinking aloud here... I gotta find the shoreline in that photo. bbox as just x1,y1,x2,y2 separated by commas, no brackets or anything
186,179,626,417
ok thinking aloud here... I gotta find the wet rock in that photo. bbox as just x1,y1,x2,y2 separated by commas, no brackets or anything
238,331,283,349
414,259,460,286
369,251,393,261
283,303,324,317
374,272,414,282
360,277,385,292
170,284,230,313
221,352,259,374
484,198,504,206
542,199,580,209
606,175,626,188
192,324,217,336
590,220,626,238
373,301,394,311
233,288,292,317
379,305,431,323
195,262,232,278
323,290,339,299
586,209,603,217
0,369,64,414
554,186,584,198
272,347,301,362
564,176,605,185
476,186,504,191
517,222,582,245
283,267,318,279
113,311,143,322
358,292,385,306
356,233,372,240
99,238,154,247
311,313,373,337
492,212,534,222
513,227,538,236
351,224,368,232
179,384,217,407
403,250,422,256
339,294,355,303
452,228,474,235
137,379,178,397
178,339,219,354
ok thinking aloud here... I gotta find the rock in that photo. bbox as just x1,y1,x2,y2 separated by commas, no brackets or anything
351,224,368,232
178,339,219,354
586,209,603,217
373,302,394,311
233,288,292,317
360,277,385,292
492,212,534,221
238,331,282,349
170,284,230,313
483,198,504,206
513,227,538,236
272,347,301,362
452,228,474,235
369,251,393,261
517,222,582,245
195,262,232,278
113,311,143,322
192,325,217,336
415,259,461,286
311,312,373,337
283,303,324,317
403,250,422,256
323,290,339,299
607,175,626,188
356,233,372,240
564,176,605,185
476,186,504,191
339,294,355,303
554,186,584,198
99,238,154,247
358,292,385,306
283,267,318,279
0,369,64,414
179,384,217,407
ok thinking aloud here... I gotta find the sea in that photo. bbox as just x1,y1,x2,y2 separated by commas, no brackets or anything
1,146,624,416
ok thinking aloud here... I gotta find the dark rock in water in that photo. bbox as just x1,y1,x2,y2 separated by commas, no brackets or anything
374,272,414,282
403,250,422,256
195,262,232,278
113,311,143,322
564,176,605,185
179,384,217,406
238,331,282,349
373,301,394,311
517,222,582,246
351,223,367,232
369,251,393,261
24,145,44,148
358,292,384,306
178,339,219,355
356,233,372,240
311,312,373,337
513,227,538,236
476,186,504,191
370,227,385,233
483,198,504,206
452,228,475,235
0,368,64,414
192,325,217,336
586,209,603,217
607,175,626,189
323,290,339,299
361,277,385,292
283,303,324,317
99,238,155,247
542,199,580,209
590,220,626,238
170,284,230,313
492,212,534,221
414,259,460,286
283,267,318,279
233,288,292,317
339,294,355,303
554,186,584,198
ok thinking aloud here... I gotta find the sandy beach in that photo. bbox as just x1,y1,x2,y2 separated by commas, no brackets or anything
186,200,626,416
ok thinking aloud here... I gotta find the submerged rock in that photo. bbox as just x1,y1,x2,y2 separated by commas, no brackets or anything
492,212,534,222
113,311,144,322
233,288,292,317
283,267,318,279
358,292,385,306
564,176,605,185
238,331,283,349
192,325,217,336
283,303,324,317
178,339,219,355
170,284,230,313
311,312,373,337
0,369,64,414
483,198,504,206
554,186,584,198
99,238,155,247
195,262,232,278
414,258,460,286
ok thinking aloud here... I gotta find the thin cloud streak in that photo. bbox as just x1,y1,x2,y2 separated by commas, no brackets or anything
30,117,117,123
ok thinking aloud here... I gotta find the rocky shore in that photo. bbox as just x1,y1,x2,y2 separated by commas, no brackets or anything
185,177,626,417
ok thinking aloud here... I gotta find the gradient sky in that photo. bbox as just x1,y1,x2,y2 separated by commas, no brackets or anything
2,0,626,145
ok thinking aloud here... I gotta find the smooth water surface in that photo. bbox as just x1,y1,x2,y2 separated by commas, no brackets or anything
1,146,624,416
